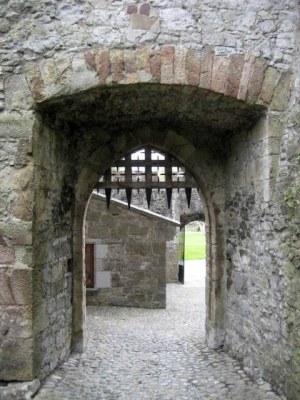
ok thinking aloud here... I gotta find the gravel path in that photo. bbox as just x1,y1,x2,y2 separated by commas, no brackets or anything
35,281,281,399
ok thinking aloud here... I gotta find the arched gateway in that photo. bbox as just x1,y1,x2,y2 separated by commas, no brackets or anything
1,44,295,397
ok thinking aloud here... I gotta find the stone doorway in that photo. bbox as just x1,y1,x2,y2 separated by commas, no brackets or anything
4,44,287,390
30,75,264,381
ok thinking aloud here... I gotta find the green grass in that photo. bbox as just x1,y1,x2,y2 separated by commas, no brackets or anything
181,232,206,260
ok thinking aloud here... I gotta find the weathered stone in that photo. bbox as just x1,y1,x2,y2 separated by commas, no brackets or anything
140,3,150,16
0,112,34,139
136,46,151,82
95,49,111,84
0,2,299,398
0,246,15,265
0,337,35,381
258,66,279,104
211,56,230,94
174,47,187,85
86,194,179,308
39,59,58,87
186,50,201,86
271,71,293,111
238,49,255,101
200,46,214,89
246,57,267,104
150,51,161,83
110,49,125,83
161,46,175,84
127,5,137,14
4,75,33,111
10,268,33,305
131,14,155,30
0,379,40,400
225,54,244,98
84,50,96,70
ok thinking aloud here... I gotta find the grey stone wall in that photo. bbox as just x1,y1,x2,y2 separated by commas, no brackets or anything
99,187,203,221
0,0,296,89
32,118,74,380
224,112,300,398
85,194,180,307
0,1,299,399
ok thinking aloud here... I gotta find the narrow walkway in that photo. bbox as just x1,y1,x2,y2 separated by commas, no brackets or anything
36,262,280,400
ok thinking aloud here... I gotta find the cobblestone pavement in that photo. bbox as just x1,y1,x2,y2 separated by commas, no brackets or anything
35,280,282,400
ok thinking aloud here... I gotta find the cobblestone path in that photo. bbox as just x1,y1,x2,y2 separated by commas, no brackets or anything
35,283,281,400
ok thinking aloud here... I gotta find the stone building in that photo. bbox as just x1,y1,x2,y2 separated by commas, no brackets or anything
0,1,299,399
85,193,180,307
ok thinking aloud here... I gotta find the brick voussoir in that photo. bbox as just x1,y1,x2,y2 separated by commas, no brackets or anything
110,49,125,83
210,56,230,94
245,56,268,105
224,54,244,98
174,47,187,85
150,51,161,83
186,50,201,86
199,46,214,90
161,46,175,85
95,49,111,84
237,49,255,101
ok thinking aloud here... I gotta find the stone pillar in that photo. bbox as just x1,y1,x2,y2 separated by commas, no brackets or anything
0,111,36,380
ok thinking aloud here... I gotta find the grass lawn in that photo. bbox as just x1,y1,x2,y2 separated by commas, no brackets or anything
182,232,206,260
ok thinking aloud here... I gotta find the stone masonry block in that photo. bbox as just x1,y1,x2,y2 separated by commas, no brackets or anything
131,14,155,30
110,50,125,83
174,47,187,85
95,271,111,288
0,337,35,381
127,5,137,14
0,112,35,139
95,49,111,84
200,46,214,89
95,244,108,259
12,190,34,222
136,47,151,82
186,50,201,86
150,51,161,83
237,49,255,101
124,49,138,84
246,57,267,104
4,74,34,111
161,46,174,84
39,59,58,87
0,305,32,339
211,56,230,94
0,219,33,246
10,268,33,306
140,3,150,16
225,54,244,98
0,246,15,265
258,66,279,104
0,268,15,305
270,71,293,111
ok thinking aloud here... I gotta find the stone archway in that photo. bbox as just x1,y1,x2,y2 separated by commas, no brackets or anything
72,131,225,354
2,44,291,385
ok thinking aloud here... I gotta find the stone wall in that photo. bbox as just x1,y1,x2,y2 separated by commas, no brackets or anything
85,194,180,307
99,188,203,221
0,1,299,399
223,42,300,399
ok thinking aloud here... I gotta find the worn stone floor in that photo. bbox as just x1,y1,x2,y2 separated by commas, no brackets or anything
35,262,282,400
